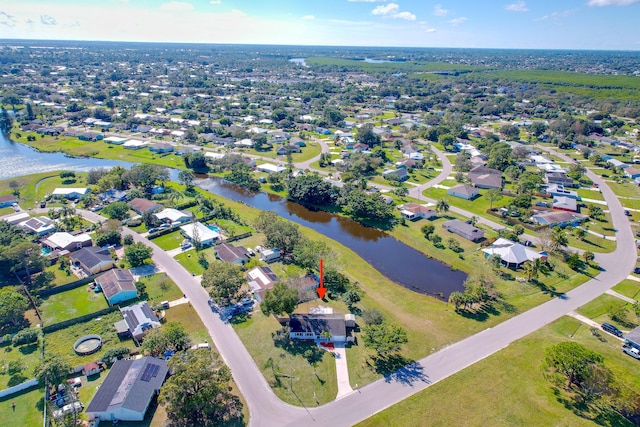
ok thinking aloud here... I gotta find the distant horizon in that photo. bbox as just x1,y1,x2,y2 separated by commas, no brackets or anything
1,1,639,51
2,38,640,54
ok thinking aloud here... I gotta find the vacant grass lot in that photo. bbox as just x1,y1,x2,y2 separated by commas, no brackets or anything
0,171,58,208
151,230,185,251
576,294,639,331
358,316,639,427
141,273,183,303
39,285,109,325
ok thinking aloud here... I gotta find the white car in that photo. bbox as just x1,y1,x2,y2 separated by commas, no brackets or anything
52,402,83,419
623,345,640,360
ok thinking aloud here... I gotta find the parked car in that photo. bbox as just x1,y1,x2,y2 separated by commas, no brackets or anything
601,174,610,178
601,322,623,338
158,223,171,230
148,227,159,234
39,201,46,208
522,240,533,247
625,210,632,217
622,344,640,360
634,267,640,274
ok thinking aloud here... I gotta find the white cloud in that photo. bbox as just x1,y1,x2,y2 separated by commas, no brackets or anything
0,11,16,27
434,4,448,16
588,0,640,5
159,2,194,12
302,15,315,20
393,11,416,20
40,14,56,25
348,0,386,2
210,0,222,4
329,19,373,25
425,28,436,33
506,1,528,12
372,3,399,15
534,9,577,21
448,16,467,25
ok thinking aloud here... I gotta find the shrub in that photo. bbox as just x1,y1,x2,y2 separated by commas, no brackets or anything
127,218,142,227
12,328,38,346
101,347,130,364
123,234,134,245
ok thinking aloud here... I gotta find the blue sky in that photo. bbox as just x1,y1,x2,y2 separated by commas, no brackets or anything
0,0,639,50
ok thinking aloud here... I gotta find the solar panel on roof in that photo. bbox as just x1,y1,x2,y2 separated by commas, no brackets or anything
150,363,160,377
140,364,154,382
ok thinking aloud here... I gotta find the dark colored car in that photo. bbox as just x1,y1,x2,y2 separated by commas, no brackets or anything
635,267,640,274
601,322,623,338
625,210,632,217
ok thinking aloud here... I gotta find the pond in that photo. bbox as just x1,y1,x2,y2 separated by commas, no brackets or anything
0,134,180,181
195,177,467,298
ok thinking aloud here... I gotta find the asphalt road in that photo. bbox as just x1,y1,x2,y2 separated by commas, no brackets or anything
71,141,636,427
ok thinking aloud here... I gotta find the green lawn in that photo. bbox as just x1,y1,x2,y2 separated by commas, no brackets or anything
576,187,605,201
44,264,80,287
232,306,338,406
44,311,137,368
39,285,109,325
0,387,44,427
0,171,59,209
151,230,185,251
576,294,639,331
140,273,183,303
163,303,210,344
358,316,638,427
612,280,640,300
174,248,218,276
422,187,510,220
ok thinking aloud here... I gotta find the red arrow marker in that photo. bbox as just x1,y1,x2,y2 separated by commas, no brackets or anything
317,258,327,299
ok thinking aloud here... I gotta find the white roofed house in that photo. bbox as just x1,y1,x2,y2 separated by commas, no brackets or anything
180,222,219,247
20,216,56,236
41,232,92,252
52,187,91,199
482,238,547,269
257,163,286,173
154,208,192,225
247,266,279,301
114,301,161,344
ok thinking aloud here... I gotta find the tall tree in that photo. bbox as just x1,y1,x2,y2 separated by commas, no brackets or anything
34,357,72,388
178,169,196,190
486,189,503,210
260,282,299,316
544,342,604,389
0,288,29,326
362,321,408,357
160,350,242,426
124,242,153,267
436,199,450,214
201,261,246,306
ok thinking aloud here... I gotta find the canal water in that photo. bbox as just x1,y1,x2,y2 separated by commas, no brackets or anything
196,178,467,298
0,135,467,297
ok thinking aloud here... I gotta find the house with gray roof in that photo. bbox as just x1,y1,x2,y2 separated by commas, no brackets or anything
70,247,114,275
85,357,168,422
468,166,502,189
288,313,356,342
216,243,249,265
447,185,479,200
115,301,161,344
442,219,485,242
96,269,138,306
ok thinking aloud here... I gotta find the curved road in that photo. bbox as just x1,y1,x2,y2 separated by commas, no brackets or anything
72,142,635,427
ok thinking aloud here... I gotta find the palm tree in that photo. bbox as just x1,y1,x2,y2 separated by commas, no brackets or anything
168,189,183,207
448,291,465,311
436,199,450,215
487,189,502,210
522,261,538,282
470,216,479,226
551,227,568,252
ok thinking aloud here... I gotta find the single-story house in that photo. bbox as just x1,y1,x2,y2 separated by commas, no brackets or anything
400,203,436,221
625,167,640,180
41,232,92,252
96,268,138,306
247,266,279,301
290,137,306,147
544,184,579,200
98,189,128,202
257,163,286,174
482,238,546,269
4,212,30,225
128,198,163,215
0,194,17,207
154,208,192,225
78,132,104,142
545,172,575,188
103,136,127,145
442,219,485,242
216,243,249,265
276,144,301,155
260,248,281,263
531,211,588,227
123,140,149,150
468,166,502,189
71,247,114,275
607,158,628,169
115,301,161,344
552,196,578,212
20,216,56,236
52,188,91,199
85,357,168,422
382,168,409,182
288,313,355,342
82,362,101,377
148,143,173,153
180,222,219,247
530,155,553,165
447,185,479,200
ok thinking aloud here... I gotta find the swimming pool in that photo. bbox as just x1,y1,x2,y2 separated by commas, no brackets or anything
207,225,220,233
41,247,52,255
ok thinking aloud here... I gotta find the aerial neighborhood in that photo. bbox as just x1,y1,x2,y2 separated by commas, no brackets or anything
1,39,640,427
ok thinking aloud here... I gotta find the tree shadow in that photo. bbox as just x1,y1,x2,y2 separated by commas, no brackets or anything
18,343,38,355
529,279,563,298
370,354,429,386
7,374,27,387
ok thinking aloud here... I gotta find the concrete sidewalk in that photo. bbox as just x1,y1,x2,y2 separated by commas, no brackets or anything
605,289,636,304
